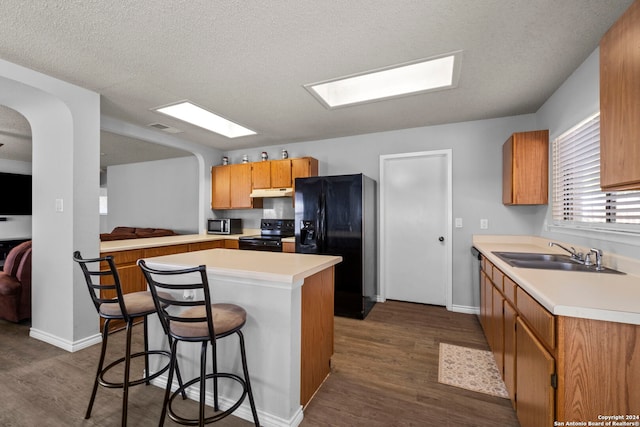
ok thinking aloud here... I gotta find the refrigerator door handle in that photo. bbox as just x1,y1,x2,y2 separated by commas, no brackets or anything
318,192,326,251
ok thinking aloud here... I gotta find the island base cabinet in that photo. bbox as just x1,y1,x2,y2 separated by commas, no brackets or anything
516,317,555,427
300,266,334,406
556,316,640,422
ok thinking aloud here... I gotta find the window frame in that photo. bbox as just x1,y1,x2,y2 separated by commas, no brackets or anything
551,112,640,235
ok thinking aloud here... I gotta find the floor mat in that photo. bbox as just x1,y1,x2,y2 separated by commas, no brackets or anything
438,342,509,399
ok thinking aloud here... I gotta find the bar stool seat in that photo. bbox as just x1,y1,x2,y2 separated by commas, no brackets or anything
138,260,260,427
73,251,185,426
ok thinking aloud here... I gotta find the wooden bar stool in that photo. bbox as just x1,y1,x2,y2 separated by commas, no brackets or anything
138,260,260,427
73,251,185,426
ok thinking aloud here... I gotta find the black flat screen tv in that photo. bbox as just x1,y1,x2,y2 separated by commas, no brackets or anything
0,172,32,215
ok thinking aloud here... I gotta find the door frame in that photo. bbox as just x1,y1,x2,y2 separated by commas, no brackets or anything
379,149,453,310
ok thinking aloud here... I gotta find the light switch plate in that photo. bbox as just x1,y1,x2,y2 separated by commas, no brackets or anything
480,218,489,229
455,218,463,228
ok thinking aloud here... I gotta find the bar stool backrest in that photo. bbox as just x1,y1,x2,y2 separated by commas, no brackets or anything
138,260,217,342
73,251,130,322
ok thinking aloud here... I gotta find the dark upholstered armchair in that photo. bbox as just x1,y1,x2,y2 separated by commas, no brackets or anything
0,240,32,322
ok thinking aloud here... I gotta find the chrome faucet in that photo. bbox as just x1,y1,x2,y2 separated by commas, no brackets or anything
589,248,604,271
548,242,584,262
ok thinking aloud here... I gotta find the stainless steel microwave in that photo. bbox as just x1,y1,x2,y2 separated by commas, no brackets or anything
207,218,242,235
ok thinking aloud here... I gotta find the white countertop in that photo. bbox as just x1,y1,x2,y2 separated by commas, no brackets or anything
100,230,260,252
143,248,342,285
473,235,640,325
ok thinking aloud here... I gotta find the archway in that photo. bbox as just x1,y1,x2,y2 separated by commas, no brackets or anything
1,59,101,351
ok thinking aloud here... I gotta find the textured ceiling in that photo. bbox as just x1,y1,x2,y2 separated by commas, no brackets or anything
0,0,634,165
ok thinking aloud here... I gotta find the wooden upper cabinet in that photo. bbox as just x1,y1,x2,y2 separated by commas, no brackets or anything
271,159,292,188
211,165,231,209
229,163,255,208
251,161,271,189
502,130,549,205
600,0,640,191
211,164,261,210
291,157,319,187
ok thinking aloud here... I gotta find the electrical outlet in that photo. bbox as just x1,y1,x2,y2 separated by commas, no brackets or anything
455,218,463,228
480,219,489,229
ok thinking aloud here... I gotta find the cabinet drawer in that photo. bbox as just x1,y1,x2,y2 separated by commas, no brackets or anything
100,249,144,267
516,286,555,349
503,276,517,305
143,244,189,258
188,240,223,251
492,267,504,292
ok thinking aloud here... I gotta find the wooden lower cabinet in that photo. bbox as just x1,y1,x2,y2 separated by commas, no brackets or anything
283,241,295,253
491,285,505,374
224,239,239,249
516,317,555,427
480,255,640,425
100,239,228,331
300,266,334,406
188,240,224,251
503,300,517,405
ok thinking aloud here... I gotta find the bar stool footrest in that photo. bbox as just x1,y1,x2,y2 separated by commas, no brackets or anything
168,372,248,425
98,349,172,389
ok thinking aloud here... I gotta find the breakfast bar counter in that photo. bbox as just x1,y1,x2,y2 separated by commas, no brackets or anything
142,249,342,427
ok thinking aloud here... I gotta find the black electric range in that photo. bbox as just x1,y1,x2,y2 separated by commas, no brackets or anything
238,219,294,252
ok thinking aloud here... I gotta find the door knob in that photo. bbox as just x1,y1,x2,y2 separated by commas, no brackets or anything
438,236,445,242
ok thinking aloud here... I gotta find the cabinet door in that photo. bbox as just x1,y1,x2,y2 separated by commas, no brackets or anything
224,239,239,249
516,317,555,427
480,270,494,341
504,302,517,405
491,285,504,375
600,0,640,190
502,130,549,205
270,159,292,188
252,161,271,189
292,157,318,184
188,240,224,251
230,163,253,208
211,165,231,209
479,270,490,336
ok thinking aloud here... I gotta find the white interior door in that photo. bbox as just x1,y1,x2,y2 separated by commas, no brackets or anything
380,150,451,307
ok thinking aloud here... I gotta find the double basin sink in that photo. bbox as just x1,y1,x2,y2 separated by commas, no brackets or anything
492,251,625,274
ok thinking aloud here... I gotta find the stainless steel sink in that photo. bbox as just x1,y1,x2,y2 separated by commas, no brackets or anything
492,251,625,274
492,252,573,262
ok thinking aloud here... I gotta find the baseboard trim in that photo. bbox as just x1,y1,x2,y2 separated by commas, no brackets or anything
29,328,101,353
451,305,480,315
151,373,304,427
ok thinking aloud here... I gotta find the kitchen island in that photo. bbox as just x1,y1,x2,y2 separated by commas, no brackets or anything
142,248,342,427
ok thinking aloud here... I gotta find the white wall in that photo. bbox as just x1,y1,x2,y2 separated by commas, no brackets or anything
107,156,199,234
0,158,32,239
226,114,545,309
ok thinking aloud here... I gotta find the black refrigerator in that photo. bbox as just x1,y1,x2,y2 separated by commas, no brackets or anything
295,173,376,319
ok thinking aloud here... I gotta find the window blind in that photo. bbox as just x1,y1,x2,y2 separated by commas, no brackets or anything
552,113,640,225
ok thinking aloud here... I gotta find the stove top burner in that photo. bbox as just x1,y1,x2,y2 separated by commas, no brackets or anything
257,218,294,237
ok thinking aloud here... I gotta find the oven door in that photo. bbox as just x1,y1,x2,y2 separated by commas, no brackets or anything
238,238,283,252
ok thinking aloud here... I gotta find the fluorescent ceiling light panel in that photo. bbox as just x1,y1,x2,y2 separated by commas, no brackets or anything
154,101,256,138
305,51,462,108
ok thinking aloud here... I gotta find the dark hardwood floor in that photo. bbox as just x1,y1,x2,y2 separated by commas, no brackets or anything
0,301,519,426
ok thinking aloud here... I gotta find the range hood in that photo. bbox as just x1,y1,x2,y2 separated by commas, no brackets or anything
249,187,293,198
